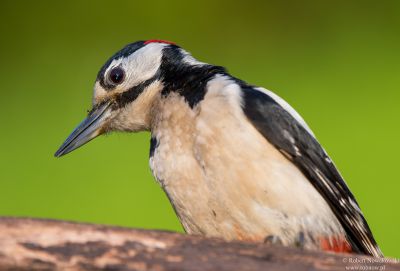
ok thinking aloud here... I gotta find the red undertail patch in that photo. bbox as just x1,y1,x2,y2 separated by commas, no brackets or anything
320,236,352,254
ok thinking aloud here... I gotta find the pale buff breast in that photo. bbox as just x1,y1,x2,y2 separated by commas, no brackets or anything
149,77,344,248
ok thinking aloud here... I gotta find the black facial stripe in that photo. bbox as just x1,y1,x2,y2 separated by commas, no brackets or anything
113,73,160,109
159,46,227,108
97,41,146,90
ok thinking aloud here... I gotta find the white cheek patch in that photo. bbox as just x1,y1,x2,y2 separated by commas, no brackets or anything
122,43,166,86
103,43,167,91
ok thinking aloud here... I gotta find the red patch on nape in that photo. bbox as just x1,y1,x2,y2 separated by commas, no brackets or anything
144,39,176,45
320,236,353,254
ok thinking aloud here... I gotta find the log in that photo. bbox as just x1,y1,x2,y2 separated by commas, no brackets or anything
0,217,398,271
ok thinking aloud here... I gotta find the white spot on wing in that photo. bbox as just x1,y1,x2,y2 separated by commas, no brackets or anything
349,198,362,213
314,169,335,194
294,146,301,156
282,130,295,144
325,157,332,163
339,197,346,207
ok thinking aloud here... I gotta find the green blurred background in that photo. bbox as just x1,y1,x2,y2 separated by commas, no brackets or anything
0,0,399,257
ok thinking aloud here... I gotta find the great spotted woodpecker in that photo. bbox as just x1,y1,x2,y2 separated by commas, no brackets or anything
55,40,383,257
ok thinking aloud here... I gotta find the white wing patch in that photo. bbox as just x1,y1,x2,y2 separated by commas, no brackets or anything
254,87,315,137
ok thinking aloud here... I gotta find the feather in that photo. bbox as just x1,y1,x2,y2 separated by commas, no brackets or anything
240,84,383,257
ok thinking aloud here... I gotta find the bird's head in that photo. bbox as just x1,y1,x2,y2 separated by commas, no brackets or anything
55,39,205,157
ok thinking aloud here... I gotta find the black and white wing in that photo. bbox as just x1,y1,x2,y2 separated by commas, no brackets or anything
240,85,382,257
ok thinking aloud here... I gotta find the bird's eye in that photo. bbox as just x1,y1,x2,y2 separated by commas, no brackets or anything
109,67,125,85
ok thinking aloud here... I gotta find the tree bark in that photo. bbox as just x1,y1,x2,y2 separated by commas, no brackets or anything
0,217,397,271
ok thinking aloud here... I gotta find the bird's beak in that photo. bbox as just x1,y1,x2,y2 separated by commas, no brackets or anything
54,101,112,157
